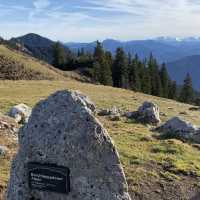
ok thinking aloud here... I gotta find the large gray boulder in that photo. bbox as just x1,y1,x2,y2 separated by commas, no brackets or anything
9,103,32,124
127,102,161,125
155,117,200,143
7,90,131,200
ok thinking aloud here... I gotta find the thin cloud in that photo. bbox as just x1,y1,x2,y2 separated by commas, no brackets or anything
33,0,50,10
0,0,200,42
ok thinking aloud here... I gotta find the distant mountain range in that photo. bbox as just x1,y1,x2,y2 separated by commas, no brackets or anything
65,37,200,63
5,33,200,90
166,55,200,90
66,37,200,90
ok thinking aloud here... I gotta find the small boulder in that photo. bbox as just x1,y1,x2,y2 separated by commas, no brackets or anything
9,104,32,124
134,102,161,125
157,117,198,133
110,106,121,115
0,146,8,156
155,117,200,143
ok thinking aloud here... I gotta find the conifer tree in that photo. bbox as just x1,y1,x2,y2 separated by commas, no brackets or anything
105,51,113,70
94,41,104,62
93,41,112,85
179,73,194,103
137,59,145,90
155,72,162,96
148,53,156,95
92,61,101,82
112,48,129,88
168,81,177,100
148,53,162,96
52,42,66,69
129,57,141,91
160,63,170,98
141,67,151,94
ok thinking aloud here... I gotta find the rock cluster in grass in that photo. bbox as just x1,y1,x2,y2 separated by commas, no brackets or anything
155,117,200,143
7,90,131,200
98,106,122,121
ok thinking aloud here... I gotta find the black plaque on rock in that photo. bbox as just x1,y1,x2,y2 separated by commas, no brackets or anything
28,162,70,194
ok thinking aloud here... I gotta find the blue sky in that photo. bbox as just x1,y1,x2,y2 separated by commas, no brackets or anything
0,0,200,42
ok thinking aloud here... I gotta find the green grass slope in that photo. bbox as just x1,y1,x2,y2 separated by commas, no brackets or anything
1,80,200,200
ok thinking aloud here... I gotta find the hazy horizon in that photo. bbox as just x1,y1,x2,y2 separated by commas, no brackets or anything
1,0,200,42
3,33,200,44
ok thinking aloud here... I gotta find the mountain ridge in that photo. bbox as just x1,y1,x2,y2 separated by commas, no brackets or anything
8,33,200,90
10,33,200,63
65,37,200,63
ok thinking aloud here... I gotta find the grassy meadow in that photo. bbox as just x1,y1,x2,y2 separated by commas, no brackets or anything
1,80,200,199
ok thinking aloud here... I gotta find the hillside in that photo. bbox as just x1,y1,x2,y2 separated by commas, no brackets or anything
0,45,66,80
0,45,90,82
10,33,55,63
167,55,200,91
1,80,200,199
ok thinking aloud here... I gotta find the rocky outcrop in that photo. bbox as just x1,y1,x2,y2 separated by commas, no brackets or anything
7,90,131,200
155,117,200,143
126,102,161,125
137,102,160,124
8,103,32,124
